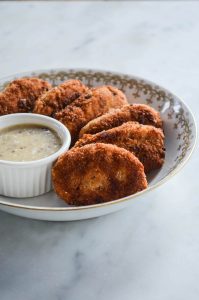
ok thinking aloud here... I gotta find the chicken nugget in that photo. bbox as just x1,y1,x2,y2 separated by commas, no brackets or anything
33,79,88,116
0,77,51,115
75,122,165,173
55,86,128,144
52,143,147,205
79,104,162,137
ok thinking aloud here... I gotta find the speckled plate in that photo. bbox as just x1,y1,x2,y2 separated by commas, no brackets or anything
0,69,197,221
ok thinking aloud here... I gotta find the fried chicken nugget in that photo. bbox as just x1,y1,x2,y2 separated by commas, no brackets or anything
33,79,88,116
79,104,162,137
74,122,165,173
0,77,51,115
52,143,147,205
55,86,128,144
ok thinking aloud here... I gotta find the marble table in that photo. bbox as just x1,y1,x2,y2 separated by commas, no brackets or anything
0,1,199,299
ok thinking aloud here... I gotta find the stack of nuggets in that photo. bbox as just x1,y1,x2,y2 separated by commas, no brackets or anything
0,77,165,205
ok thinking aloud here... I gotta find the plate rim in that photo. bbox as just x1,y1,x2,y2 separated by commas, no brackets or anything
0,68,197,212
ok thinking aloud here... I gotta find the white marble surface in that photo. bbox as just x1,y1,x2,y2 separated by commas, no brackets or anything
0,1,199,299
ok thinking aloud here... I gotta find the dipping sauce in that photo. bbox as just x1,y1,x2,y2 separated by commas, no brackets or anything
0,124,62,162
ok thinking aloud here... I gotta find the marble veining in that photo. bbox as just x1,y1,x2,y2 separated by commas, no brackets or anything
0,1,199,300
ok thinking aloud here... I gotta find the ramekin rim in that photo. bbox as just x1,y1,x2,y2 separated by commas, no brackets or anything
0,113,71,166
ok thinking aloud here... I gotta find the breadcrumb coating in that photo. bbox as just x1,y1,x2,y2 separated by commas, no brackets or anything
79,104,162,137
55,85,128,144
0,77,51,115
52,143,147,205
33,79,88,116
75,122,165,173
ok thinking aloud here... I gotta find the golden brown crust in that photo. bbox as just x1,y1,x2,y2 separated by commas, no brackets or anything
33,79,88,116
75,122,165,173
52,143,147,205
55,86,128,144
79,104,163,137
0,77,52,115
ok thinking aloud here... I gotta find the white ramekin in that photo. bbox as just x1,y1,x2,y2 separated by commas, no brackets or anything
0,113,71,198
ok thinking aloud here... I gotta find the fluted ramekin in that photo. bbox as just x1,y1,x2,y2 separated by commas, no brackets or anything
0,113,71,198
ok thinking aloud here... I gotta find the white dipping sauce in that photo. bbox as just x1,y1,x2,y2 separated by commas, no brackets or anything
0,124,62,162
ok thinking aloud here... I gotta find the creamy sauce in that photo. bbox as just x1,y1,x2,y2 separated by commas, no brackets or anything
0,124,62,162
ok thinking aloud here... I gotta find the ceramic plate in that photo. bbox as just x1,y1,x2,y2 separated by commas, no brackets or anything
0,69,197,221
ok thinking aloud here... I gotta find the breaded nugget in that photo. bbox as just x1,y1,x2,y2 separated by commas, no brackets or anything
0,77,51,115
55,86,128,144
33,79,88,116
79,104,162,137
75,122,165,173
52,143,147,205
